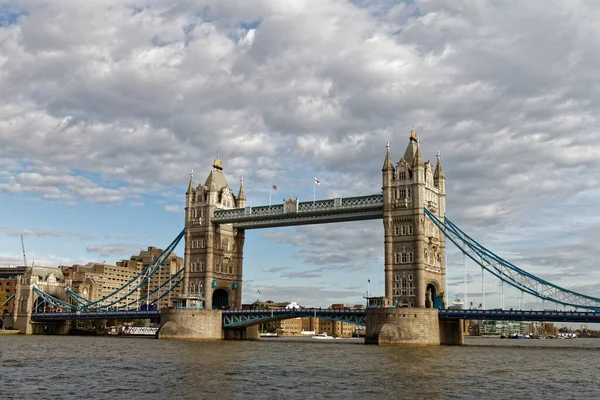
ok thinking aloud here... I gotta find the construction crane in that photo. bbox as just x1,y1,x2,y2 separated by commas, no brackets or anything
21,235,27,267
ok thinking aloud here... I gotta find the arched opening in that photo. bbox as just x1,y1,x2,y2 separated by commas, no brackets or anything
212,289,229,309
32,293,70,313
426,283,444,309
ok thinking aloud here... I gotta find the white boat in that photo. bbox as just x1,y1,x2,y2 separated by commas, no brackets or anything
312,332,334,340
121,326,159,336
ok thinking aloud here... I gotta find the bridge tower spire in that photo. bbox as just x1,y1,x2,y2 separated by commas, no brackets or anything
382,126,446,309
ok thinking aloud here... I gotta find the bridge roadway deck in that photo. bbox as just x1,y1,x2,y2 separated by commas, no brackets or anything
31,308,600,325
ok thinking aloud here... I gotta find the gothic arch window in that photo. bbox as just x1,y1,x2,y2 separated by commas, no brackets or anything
190,281,196,293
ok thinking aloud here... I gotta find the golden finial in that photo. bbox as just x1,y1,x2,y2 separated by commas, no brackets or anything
410,124,418,142
213,154,223,170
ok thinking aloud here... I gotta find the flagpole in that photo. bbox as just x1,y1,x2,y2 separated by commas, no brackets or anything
269,184,272,207
313,179,316,204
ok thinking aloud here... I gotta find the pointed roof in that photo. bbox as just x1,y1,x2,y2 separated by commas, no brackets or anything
186,169,195,194
382,142,393,171
204,156,229,191
403,127,423,167
237,176,246,200
434,151,444,179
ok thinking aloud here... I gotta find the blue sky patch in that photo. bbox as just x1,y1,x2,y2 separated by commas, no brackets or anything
0,3,27,27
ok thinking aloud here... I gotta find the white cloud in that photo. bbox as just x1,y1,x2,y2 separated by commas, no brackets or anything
85,244,141,258
2,1,600,306
164,204,183,213
0,226,93,240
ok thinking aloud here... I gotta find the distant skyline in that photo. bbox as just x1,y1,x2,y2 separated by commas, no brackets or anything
2,1,600,308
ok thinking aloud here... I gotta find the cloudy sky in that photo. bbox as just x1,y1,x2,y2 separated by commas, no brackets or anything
2,0,600,309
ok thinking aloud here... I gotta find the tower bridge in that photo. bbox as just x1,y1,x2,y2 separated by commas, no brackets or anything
12,127,600,344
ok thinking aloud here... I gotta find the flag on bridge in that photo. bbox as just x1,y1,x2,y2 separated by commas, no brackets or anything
314,177,320,185
271,184,277,190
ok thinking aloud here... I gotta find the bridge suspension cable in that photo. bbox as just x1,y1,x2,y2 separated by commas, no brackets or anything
121,267,185,309
35,229,185,312
2,292,16,307
83,229,184,310
424,208,600,311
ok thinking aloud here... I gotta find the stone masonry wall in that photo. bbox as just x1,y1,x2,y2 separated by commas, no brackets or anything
158,309,223,340
365,308,440,345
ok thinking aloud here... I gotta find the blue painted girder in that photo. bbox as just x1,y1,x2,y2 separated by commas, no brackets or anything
222,308,367,327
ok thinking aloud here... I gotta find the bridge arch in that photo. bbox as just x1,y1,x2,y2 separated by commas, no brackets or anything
426,281,444,309
32,291,70,313
212,288,230,309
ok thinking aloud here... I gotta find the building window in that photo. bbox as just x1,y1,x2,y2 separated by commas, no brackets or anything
399,171,406,180
399,189,406,199
400,252,414,264
394,225,400,235
200,262,205,272
394,253,401,264
394,274,399,282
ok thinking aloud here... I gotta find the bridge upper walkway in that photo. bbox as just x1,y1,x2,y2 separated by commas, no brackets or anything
211,194,384,229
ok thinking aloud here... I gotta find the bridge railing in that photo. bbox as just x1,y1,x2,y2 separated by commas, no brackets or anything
213,194,383,222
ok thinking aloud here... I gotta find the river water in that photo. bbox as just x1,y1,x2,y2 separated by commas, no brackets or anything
1,335,599,399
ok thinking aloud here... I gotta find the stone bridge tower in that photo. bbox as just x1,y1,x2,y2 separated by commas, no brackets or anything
382,127,446,309
184,157,245,309
13,267,71,334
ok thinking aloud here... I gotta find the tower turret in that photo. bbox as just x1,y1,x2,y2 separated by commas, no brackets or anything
433,151,445,187
186,169,195,223
237,177,246,208
382,142,394,206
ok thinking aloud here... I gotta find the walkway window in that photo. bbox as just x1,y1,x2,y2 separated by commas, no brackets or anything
401,225,413,235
